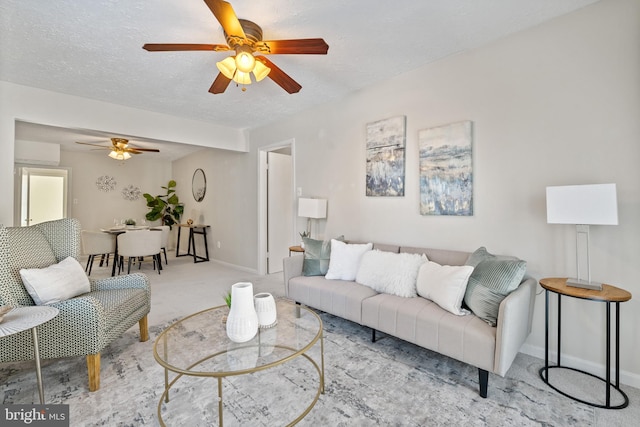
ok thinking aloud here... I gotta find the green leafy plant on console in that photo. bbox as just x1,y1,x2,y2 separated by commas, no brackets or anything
143,180,184,228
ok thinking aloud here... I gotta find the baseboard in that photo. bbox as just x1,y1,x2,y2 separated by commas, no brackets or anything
210,258,259,275
520,343,640,390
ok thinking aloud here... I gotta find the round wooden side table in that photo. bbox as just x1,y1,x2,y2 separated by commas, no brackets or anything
538,277,632,409
0,306,59,404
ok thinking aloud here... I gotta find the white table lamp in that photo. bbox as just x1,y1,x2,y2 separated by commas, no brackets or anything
546,183,618,290
298,198,327,237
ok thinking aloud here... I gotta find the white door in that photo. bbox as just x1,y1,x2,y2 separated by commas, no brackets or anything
267,152,293,273
19,167,69,226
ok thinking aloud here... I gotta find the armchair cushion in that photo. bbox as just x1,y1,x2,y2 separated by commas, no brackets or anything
19,256,91,305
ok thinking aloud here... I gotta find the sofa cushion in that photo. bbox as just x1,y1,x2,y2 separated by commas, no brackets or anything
361,293,496,372
325,239,373,281
19,256,91,305
464,247,527,326
288,275,378,324
356,250,426,298
416,260,474,315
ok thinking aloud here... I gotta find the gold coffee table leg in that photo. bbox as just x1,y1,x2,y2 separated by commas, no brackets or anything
218,377,224,427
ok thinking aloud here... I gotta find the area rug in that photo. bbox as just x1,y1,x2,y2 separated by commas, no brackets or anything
0,311,619,426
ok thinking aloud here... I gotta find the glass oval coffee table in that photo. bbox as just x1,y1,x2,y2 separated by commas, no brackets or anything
153,300,324,426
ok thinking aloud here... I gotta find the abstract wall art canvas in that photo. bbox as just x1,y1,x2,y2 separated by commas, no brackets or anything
365,116,406,197
419,121,473,216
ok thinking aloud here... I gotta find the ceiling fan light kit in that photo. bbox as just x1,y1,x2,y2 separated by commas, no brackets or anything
108,150,132,161
142,0,329,94
75,138,160,161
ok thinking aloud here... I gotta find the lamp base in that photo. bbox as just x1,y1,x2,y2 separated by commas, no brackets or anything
566,278,603,291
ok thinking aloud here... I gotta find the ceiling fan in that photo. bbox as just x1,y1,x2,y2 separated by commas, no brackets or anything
75,138,160,161
142,0,329,94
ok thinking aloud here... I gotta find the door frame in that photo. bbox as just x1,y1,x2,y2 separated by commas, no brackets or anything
257,139,296,275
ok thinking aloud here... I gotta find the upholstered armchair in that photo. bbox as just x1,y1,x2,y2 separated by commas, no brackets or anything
0,218,150,391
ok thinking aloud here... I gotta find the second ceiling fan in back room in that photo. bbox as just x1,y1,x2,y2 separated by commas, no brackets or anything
75,138,160,161
142,0,329,94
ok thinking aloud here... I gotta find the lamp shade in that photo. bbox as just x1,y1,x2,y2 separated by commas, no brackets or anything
298,198,327,219
546,183,618,225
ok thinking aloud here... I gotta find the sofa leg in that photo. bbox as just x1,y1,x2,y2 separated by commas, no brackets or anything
478,369,488,398
87,353,101,392
371,328,377,343
139,315,149,342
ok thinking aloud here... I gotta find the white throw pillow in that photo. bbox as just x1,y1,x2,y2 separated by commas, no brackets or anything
416,260,474,315
325,239,373,281
356,250,426,298
20,256,91,305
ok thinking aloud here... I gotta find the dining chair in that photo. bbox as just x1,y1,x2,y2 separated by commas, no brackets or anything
151,226,170,266
117,230,163,274
81,230,116,275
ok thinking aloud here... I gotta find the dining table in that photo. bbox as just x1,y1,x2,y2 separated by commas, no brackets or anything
100,225,150,276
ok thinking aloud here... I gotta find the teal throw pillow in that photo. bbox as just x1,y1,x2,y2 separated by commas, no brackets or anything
463,247,526,326
302,237,332,276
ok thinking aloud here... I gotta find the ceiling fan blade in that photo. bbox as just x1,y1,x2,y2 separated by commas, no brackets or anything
209,72,232,94
127,147,160,153
127,149,144,154
256,56,302,94
257,39,329,55
75,141,110,149
143,43,230,52
204,0,246,40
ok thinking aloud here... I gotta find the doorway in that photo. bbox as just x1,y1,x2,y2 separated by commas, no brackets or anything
16,166,70,226
258,140,295,275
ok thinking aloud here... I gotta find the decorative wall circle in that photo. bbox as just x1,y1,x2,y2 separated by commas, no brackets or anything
121,184,142,201
96,175,116,192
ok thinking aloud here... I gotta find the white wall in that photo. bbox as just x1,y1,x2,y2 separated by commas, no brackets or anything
173,148,257,269
245,0,640,386
0,81,246,226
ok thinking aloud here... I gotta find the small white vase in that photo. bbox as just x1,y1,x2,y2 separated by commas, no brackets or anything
226,282,259,343
254,292,277,328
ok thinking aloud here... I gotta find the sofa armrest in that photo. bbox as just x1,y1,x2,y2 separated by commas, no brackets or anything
283,255,304,297
493,276,537,376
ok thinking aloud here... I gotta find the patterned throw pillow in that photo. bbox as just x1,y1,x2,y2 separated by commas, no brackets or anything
463,247,526,326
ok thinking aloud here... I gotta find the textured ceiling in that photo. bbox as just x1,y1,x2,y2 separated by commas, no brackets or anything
1,0,598,153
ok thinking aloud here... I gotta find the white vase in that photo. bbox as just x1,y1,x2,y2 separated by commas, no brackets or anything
226,282,259,343
254,292,277,328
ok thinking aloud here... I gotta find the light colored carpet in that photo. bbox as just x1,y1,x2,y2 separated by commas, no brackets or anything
1,253,639,426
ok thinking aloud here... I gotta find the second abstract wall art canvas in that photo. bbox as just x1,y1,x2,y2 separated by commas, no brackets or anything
419,121,473,216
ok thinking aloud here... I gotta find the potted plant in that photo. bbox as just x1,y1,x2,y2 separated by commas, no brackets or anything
143,180,184,228
222,290,232,324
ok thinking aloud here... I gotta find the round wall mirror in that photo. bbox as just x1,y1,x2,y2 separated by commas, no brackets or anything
192,168,206,202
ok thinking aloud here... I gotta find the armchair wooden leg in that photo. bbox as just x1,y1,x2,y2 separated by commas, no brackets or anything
87,353,101,392
139,315,149,342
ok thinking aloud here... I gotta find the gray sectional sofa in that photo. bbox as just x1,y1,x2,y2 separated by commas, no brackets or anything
283,242,536,398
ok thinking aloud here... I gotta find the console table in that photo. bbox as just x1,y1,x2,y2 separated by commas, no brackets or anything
538,277,632,409
176,224,210,263
0,306,59,404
